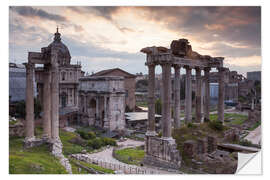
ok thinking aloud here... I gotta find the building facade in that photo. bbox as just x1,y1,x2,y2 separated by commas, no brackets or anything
91,68,136,111
78,76,126,131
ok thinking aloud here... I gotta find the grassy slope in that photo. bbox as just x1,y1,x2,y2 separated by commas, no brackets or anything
209,113,248,125
114,147,145,166
9,137,67,174
59,129,85,156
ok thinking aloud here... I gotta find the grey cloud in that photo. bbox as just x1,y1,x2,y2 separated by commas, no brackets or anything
10,6,67,22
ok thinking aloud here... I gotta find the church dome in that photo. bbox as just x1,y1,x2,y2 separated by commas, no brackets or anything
47,28,71,66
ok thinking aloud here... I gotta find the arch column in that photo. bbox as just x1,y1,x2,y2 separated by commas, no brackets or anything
161,63,172,139
51,51,60,141
24,62,35,141
42,65,51,139
146,64,156,136
204,67,211,121
218,67,226,123
195,67,202,123
173,65,181,128
185,66,192,123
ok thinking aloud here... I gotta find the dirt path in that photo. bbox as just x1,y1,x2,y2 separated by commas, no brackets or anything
244,125,261,145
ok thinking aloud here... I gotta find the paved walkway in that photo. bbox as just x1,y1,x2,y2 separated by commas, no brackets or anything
83,139,178,174
245,125,261,145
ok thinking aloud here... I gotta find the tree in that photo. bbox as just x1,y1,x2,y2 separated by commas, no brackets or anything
12,98,42,119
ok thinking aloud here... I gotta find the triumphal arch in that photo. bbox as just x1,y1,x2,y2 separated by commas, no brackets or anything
141,39,228,169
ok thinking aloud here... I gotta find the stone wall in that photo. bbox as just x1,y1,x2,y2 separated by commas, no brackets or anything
183,136,218,158
9,122,24,137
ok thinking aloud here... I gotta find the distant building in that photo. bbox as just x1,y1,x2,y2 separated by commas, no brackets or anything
9,63,37,102
91,68,136,111
78,76,126,131
247,71,261,81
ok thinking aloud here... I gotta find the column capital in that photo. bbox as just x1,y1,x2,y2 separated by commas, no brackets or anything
217,67,228,72
173,64,181,69
146,62,156,67
184,65,192,70
195,67,202,72
23,62,34,69
204,67,211,72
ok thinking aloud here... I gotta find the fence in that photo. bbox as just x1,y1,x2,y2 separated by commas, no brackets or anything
70,154,160,174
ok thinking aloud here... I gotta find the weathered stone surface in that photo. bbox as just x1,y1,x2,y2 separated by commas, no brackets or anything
223,128,240,142
23,138,44,149
183,140,196,158
9,122,24,137
144,136,181,169
207,136,217,153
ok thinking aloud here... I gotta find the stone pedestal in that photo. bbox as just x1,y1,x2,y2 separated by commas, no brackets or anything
143,135,181,169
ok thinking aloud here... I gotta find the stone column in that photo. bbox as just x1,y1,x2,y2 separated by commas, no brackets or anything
161,63,172,138
185,66,192,123
42,65,51,139
146,64,156,135
204,67,211,121
103,96,108,128
51,52,60,141
195,67,202,123
218,67,226,123
174,65,181,128
24,62,35,141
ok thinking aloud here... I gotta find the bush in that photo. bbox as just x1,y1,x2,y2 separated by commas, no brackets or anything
91,138,104,149
208,120,224,131
76,130,96,140
87,132,96,139
239,139,252,147
101,137,117,146
187,122,193,128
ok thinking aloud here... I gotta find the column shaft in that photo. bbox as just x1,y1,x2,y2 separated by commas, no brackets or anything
218,68,225,123
185,67,192,123
162,63,172,138
147,64,156,134
174,65,181,128
42,66,51,139
195,68,202,123
204,68,211,121
51,53,60,141
25,62,35,140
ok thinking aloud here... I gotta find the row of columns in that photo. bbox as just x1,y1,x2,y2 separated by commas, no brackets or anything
146,63,225,139
24,51,60,142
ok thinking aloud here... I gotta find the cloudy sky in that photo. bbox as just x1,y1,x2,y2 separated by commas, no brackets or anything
9,6,261,76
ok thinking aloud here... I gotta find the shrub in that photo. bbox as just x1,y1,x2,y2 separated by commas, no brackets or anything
91,138,104,149
239,139,252,147
68,137,87,147
87,131,96,139
208,120,224,131
76,130,96,140
187,122,193,128
101,137,117,146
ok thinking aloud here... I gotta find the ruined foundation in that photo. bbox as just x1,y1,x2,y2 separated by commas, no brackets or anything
143,135,181,169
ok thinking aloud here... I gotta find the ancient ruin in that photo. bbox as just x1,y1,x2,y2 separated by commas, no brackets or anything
141,39,228,169
78,76,126,131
